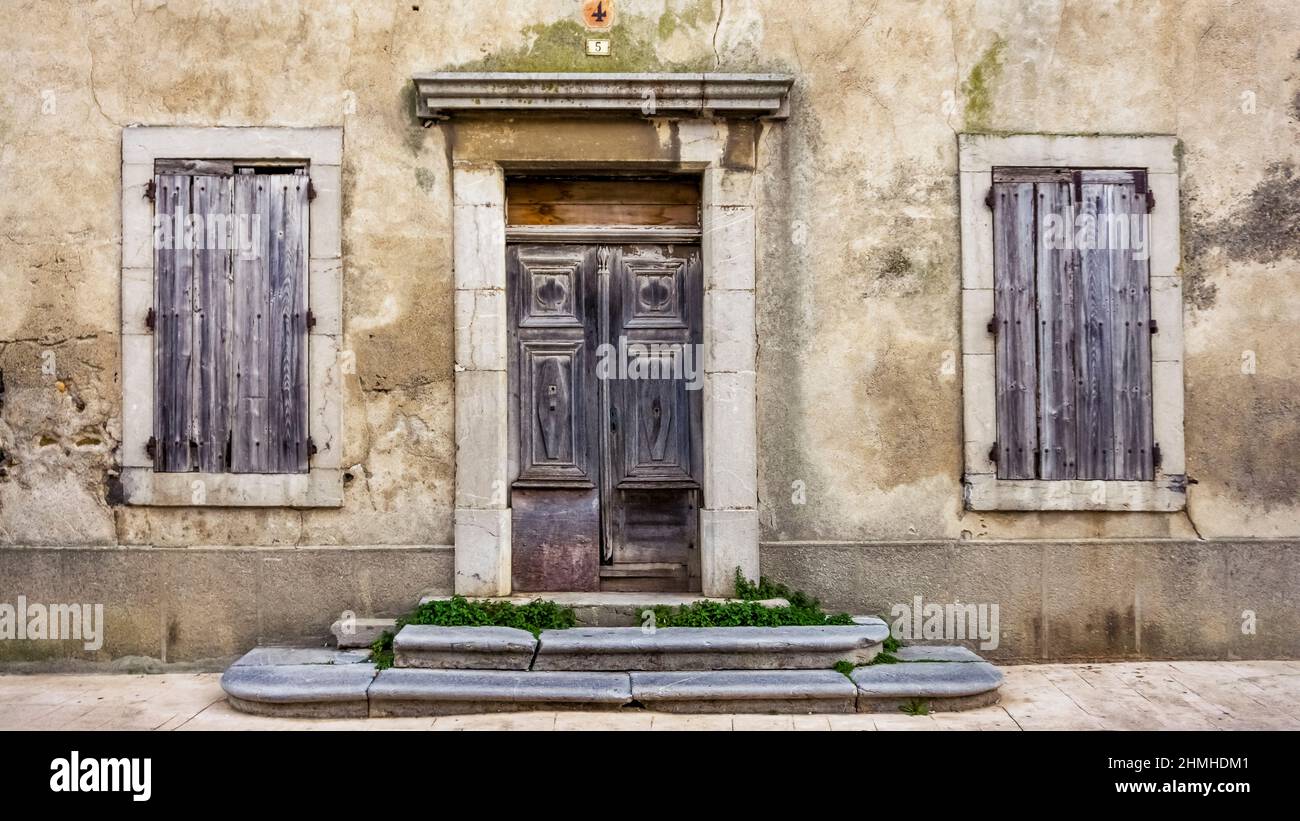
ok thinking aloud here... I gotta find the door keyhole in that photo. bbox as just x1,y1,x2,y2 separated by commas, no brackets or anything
547,384,557,411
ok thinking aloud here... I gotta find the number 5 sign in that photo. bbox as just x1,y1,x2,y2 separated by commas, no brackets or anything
582,0,614,30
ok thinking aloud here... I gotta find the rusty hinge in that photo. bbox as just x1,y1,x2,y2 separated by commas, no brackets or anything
987,314,997,335
307,179,317,201
306,309,316,329
1149,318,1158,334
145,436,157,460
1153,443,1162,471
145,307,156,331
984,187,995,209
144,179,156,202
1145,188,1156,213
988,443,999,464
307,437,317,457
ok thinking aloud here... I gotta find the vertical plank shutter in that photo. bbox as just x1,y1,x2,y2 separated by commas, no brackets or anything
231,172,309,473
154,169,309,475
153,174,196,471
192,174,234,472
1035,180,1078,479
992,182,1038,479
991,168,1154,482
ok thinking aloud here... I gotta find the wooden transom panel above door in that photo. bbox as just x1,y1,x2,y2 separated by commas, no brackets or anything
506,177,700,227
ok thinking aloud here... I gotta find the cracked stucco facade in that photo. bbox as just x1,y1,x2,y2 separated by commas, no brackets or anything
0,0,1297,664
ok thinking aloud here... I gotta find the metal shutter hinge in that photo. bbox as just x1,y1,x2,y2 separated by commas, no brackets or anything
144,179,156,202
1153,443,1162,470
984,187,994,209
307,180,317,201
987,314,997,335
145,307,156,331
306,310,316,329
1149,318,1158,334
308,437,318,457
145,436,157,460
988,443,998,464
1146,188,1156,212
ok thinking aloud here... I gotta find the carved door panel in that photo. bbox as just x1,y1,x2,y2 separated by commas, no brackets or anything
602,245,702,589
508,242,702,592
509,245,601,591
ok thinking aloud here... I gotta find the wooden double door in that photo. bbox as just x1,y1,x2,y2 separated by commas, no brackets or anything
508,242,703,592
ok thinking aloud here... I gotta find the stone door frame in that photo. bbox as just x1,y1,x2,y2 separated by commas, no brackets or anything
449,122,760,597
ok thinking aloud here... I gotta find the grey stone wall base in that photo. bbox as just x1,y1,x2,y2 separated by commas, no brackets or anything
760,539,1300,661
533,625,887,671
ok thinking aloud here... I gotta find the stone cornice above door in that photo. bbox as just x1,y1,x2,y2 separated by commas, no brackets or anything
411,72,793,121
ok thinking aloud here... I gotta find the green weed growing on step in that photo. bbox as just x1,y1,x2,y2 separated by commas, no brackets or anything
367,596,577,671
833,660,856,678
651,569,853,627
900,698,930,716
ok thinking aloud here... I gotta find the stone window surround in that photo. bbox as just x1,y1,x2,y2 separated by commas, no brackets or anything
451,123,760,598
958,133,1186,512
118,126,344,507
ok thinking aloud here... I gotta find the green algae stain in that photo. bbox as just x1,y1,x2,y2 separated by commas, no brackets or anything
961,37,1006,131
453,18,709,73
659,0,718,40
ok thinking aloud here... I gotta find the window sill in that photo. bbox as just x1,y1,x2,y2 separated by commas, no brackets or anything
118,467,343,508
963,474,1187,512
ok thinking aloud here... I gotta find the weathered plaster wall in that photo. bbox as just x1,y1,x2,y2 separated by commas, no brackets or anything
0,0,1297,661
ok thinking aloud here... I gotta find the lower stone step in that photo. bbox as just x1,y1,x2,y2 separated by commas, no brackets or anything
220,642,1003,717
222,662,377,718
532,623,890,671
369,669,630,717
632,670,858,714
851,660,1004,712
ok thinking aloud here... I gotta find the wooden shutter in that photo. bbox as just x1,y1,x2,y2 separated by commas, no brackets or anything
990,168,1153,482
153,174,196,471
153,168,309,474
1077,172,1153,480
231,172,310,473
992,181,1038,479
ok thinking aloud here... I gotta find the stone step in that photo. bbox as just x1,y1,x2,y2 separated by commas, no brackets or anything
532,623,890,671
369,669,631,717
221,662,376,718
330,617,397,649
220,640,1003,717
393,625,537,670
632,670,858,713
417,592,790,627
851,660,1004,713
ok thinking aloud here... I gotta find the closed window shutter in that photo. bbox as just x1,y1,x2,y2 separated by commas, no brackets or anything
991,168,1154,481
153,174,197,471
230,172,310,473
992,181,1038,479
153,169,309,475
1077,172,1153,480
1036,178,1078,479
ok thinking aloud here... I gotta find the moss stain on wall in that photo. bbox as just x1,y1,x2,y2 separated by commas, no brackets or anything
961,36,1006,131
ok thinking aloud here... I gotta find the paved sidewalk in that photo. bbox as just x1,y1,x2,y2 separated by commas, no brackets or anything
1,661,1297,730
